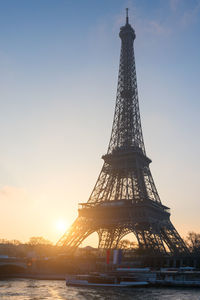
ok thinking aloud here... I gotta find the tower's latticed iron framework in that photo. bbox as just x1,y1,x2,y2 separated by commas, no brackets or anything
58,10,188,255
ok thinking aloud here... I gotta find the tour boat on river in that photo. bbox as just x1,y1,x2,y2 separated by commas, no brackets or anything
155,268,200,287
116,267,200,287
66,268,200,288
66,273,149,287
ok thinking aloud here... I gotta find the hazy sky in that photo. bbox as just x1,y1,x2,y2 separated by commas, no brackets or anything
0,0,200,245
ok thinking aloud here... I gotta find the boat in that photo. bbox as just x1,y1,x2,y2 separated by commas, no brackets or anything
155,268,200,287
66,267,200,288
66,273,149,287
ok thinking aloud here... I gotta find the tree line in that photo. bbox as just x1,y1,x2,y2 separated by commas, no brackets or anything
0,232,200,258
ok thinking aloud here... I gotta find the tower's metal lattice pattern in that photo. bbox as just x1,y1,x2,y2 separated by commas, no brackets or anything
57,11,188,255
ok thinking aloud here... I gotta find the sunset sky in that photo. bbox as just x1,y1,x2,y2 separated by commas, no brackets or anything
0,0,200,245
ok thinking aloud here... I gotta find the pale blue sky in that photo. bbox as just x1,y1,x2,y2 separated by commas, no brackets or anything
0,0,199,244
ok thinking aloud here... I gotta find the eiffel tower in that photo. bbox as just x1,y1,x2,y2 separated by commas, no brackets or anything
57,10,188,255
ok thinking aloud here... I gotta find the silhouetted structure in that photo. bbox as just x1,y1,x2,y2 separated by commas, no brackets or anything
58,9,189,255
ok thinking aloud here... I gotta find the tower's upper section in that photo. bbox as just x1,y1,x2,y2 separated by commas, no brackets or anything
119,8,136,41
107,9,146,156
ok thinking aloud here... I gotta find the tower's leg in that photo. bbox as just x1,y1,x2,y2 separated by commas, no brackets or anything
57,217,94,249
142,230,167,254
134,228,166,254
161,221,189,254
134,230,146,248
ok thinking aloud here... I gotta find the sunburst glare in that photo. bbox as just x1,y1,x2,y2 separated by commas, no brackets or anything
55,219,68,233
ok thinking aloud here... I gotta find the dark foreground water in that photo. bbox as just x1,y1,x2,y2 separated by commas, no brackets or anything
1,279,200,300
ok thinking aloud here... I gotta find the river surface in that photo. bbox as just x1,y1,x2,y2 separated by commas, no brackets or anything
1,279,200,299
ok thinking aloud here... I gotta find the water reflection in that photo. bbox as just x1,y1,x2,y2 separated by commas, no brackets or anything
0,279,200,300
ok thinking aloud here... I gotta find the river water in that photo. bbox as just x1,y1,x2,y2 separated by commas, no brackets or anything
1,279,200,299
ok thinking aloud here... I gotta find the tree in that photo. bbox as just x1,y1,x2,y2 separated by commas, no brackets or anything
9,240,22,245
0,239,21,245
27,236,53,246
185,232,200,254
0,239,9,244
118,239,137,250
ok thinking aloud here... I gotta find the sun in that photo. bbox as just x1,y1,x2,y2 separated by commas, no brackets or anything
55,219,68,233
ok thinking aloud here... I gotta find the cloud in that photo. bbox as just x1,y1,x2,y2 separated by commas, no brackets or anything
137,0,200,38
180,1,200,27
0,186,28,202
170,0,181,12
147,21,171,35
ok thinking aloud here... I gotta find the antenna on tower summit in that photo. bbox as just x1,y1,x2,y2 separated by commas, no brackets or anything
126,8,129,24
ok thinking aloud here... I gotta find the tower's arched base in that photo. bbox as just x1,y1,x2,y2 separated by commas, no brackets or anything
57,201,189,255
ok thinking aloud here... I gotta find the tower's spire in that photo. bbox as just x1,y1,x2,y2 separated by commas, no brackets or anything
126,8,129,24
